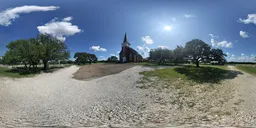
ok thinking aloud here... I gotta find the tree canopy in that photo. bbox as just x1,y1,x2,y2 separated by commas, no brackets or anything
185,39,211,67
3,34,70,70
210,48,227,65
149,48,172,64
107,56,118,62
148,39,226,67
37,34,70,70
74,52,97,65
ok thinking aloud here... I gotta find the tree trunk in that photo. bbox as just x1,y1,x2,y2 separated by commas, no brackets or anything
196,60,199,67
43,60,49,71
24,63,28,70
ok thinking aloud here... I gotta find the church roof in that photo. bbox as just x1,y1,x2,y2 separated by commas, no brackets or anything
123,33,128,43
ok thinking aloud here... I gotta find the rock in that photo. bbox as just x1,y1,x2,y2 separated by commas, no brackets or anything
187,102,195,108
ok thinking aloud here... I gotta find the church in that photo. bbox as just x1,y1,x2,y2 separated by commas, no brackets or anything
119,33,143,63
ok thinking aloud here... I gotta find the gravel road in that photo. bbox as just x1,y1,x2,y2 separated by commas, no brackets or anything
1,65,256,127
0,66,155,127
227,66,256,126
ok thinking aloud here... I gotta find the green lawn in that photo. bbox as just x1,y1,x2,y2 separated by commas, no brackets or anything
236,65,256,75
138,62,177,67
0,67,36,78
140,65,233,84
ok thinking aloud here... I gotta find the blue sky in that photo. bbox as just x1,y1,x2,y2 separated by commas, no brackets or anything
0,0,255,62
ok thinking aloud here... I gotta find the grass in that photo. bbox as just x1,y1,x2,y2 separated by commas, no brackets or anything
140,67,185,80
236,65,256,75
0,67,37,78
138,62,177,67
140,65,238,84
0,64,72,78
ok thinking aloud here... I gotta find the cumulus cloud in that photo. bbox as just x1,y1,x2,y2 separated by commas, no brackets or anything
89,46,107,52
228,53,256,62
209,33,218,38
0,5,59,26
211,40,233,48
239,14,256,24
209,34,233,48
99,56,106,60
137,45,150,58
63,16,72,22
239,31,249,38
37,17,82,41
158,45,169,49
141,36,154,45
184,14,193,18
110,54,118,58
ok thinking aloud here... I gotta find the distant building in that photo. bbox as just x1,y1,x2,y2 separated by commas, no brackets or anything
119,33,142,62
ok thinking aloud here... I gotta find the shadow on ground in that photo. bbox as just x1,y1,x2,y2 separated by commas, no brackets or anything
5,67,65,75
174,66,243,84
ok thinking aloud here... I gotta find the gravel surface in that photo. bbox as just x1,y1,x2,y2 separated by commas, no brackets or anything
227,66,256,126
0,66,155,127
1,65,256,127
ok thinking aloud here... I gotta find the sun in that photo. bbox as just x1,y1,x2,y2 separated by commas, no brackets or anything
164,25,172,31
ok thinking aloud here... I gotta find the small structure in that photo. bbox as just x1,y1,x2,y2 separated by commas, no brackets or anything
119,33,142,62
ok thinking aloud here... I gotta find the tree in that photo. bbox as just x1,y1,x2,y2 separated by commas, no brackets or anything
172,45,185,65
185,39,211,67
37,34,70,70
210,48,227,65
74,52,97,65
3,39,41,69
0,57,2,64
149,48,172,64
107,56,118,62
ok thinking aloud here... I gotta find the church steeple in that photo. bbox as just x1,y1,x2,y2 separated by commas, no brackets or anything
122,33,131,47
123,33,128,43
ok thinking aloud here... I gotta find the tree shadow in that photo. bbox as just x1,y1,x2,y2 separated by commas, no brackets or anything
5,66,65,75
5,67,41,75
174,66,243,84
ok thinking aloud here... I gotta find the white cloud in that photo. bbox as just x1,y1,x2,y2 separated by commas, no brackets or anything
226,52,229,56
110,54,118,58
184,14,193,18
211,39,233,48
37,17,82,41
137,45,150,58
239,31,249,38
228,53,256,62
172,18,176,22
158,45,169,49
239,14,256,24
89,46,107,52
141,36,154,45
209,34,233,48
99,56,106,61
63,16,72,22
0,5,59,26
209,33,218,38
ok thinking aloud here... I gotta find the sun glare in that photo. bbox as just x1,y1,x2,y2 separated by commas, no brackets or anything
164,25,172,31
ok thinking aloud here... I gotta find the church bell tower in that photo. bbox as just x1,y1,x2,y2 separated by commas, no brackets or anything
122,33,131,47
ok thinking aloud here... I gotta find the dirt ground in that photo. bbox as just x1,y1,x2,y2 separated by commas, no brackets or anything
73,63,136,80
